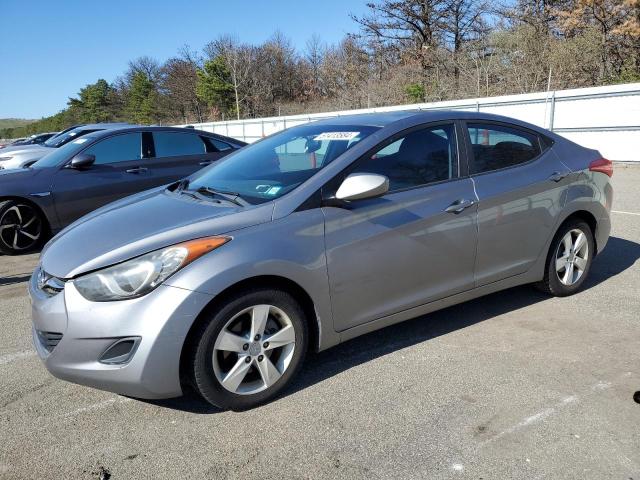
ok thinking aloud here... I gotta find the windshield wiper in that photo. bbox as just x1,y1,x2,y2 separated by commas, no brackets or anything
176,178,190,191
194,186,247,207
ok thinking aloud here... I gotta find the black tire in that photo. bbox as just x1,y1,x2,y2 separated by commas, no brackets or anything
0,200,46,256
188,288,308,411
536,218,595,296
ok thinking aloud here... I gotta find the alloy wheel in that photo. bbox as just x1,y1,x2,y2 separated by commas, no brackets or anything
0,204,42,252
212,304,296,395
555,228,589,286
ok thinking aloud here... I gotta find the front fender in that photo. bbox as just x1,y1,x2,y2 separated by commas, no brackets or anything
165,209,339,351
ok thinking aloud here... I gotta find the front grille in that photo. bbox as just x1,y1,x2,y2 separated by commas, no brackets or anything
35,267,65,297
37,330,63,353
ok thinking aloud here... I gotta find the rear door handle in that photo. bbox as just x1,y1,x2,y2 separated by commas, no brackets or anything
445,199,476,214
126,167,148,174
199,160,214,166
548,171,569,182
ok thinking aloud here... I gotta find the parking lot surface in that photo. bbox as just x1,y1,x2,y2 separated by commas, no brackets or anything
1,165,639,479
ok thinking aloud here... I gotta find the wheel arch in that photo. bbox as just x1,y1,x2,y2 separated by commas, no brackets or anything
179,275,321,388
556,209,598,254
0,195,52,238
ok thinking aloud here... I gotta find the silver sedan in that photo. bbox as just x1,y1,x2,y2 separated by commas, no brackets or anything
30,111,612,410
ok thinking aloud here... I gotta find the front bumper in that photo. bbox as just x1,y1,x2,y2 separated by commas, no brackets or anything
29,269,214,399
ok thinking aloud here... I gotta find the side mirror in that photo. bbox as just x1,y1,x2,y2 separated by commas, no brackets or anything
335,173,389,201
68,153,95,170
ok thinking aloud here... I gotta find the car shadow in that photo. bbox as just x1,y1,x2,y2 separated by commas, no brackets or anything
0,273,32,286
139,236,640,414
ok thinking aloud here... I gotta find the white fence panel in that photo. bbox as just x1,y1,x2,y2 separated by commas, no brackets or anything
178,83,640,161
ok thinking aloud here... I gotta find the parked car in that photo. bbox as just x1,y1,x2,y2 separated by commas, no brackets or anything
0,123,131,169
29,111,612,410
0,138,26,148
3,132,58,148
0,125,244,255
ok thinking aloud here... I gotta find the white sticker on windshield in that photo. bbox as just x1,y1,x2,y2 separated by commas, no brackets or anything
73,138,88,144
313,131,359,141
266,186,282,196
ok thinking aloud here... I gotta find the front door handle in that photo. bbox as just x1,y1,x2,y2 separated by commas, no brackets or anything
548,171,569,182
199,160,214,166
125,167,148,174
445,199,476,214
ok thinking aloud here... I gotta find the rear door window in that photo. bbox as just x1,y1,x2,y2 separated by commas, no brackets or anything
467,123,542,174
152,132,206,157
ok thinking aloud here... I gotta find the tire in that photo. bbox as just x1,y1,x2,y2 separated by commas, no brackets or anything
536,218,595,296
0,200,46,255
188,288,308,410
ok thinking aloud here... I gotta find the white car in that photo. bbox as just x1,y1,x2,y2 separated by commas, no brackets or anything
0,123,131,170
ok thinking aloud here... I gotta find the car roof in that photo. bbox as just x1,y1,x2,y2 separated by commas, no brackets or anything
83,125,237,140
74,122,134,130
309,110,549,134
309,111,419,127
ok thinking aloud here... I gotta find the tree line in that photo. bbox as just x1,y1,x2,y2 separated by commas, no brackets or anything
4,0,639,139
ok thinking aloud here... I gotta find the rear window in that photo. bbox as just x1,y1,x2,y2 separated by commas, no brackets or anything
208,137,233,152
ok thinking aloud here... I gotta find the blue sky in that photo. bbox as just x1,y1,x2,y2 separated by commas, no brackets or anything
0,0,369,119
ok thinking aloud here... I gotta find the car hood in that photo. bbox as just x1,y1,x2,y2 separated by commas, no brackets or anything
0,145,50,156
0,167,40,180
41,188,275,278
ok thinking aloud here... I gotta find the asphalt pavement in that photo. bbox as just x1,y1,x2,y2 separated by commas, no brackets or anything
1,165,639,479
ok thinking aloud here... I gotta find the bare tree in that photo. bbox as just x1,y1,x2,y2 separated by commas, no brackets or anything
304,34,326,98
206,36,254,120
351,0,450,76
161,46,205,123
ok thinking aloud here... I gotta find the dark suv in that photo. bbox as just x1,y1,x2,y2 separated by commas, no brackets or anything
0,126,245,255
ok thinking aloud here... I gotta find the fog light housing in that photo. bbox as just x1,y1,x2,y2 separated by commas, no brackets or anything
99,337,141,365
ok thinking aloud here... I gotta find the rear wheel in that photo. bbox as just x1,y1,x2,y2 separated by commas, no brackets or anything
189,288,308,410
537,219,594,296
0,200,45,255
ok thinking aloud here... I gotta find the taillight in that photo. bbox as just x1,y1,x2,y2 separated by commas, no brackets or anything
589,157,613,177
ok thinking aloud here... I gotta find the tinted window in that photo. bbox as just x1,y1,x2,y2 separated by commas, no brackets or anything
83,133,142,165
467,123,541,174
153,132,206,157
209,138,233,152
354,124,457,191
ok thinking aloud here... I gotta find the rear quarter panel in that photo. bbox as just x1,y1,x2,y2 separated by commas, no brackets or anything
551,137,612,254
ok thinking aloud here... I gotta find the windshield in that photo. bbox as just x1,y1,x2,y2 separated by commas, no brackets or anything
44,128,100,148
187,124,379,204
32,136,98,169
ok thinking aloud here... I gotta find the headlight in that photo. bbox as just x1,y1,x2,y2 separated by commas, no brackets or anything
74,236,229,301
0,156,12,162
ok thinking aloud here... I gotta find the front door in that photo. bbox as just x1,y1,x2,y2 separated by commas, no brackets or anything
323,123,479,331
52,132,154,226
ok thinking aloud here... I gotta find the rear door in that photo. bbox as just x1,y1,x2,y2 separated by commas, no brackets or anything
323,122,479,331
147,131,229,185
463,121,570,285
51,132,154,226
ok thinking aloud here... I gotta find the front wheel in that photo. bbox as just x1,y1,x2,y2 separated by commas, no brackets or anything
188,288,308,410
537,219,595,296
0,200,46,255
